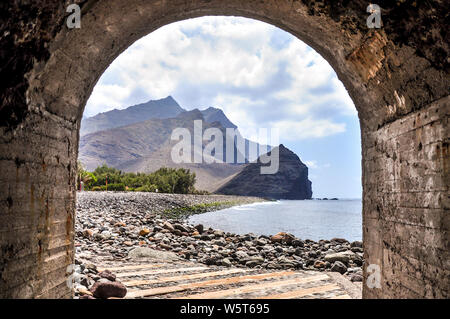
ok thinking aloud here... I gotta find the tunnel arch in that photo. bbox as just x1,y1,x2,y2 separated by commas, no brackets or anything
0,0,448,298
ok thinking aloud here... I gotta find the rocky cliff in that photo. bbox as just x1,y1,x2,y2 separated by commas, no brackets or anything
217,144,312,200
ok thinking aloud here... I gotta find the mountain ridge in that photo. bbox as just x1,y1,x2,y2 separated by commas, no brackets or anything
79,108,249,192
79,96,311,197
81,96,184,136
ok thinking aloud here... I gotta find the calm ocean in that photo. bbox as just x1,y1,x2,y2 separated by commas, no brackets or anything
188,199,362,242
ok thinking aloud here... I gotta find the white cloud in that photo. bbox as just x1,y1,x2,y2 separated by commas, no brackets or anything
303,161,333,170
270,119,346,141
86,84,131,116
304,160,318,169
84,16,356,139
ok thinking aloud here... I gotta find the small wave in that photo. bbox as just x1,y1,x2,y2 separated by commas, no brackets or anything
234,201,281,208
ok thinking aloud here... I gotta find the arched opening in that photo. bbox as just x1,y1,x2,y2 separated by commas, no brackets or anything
74,16,364,299
0,1,447,299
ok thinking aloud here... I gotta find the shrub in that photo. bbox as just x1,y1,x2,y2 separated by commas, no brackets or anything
192,189,210,195
82,164,197,194
106,183,126,191
135,184,158,192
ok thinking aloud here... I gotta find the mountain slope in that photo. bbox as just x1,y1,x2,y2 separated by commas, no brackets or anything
80,96,184,136
81,96,266,162
79,110,246,192
200,107,237,129
79,109,205,170
216,144,312,199
78,97,299,194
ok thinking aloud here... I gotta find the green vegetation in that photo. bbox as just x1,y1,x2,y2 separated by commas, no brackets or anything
162,201,240,219
77,163,199,194
77,161,98,190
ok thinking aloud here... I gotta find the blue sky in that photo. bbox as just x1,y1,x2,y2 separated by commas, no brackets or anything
84,17,362,199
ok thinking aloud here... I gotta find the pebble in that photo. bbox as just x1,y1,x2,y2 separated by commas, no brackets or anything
350,273,363,282
314,260,326,269
139,228,150,236
75,192,364,285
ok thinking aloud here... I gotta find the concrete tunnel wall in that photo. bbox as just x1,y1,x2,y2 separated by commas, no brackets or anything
0,0,448,298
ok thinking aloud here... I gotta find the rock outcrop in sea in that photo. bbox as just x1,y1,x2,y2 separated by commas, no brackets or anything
217,144,313,200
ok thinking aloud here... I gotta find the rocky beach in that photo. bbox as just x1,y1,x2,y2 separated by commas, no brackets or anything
74,192,363,298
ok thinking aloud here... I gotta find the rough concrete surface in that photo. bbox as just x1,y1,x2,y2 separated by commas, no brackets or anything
0,0,448,298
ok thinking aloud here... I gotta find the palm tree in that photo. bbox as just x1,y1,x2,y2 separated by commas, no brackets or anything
77,161,97,190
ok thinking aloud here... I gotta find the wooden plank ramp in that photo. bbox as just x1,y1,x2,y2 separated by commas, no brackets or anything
102,261,361,299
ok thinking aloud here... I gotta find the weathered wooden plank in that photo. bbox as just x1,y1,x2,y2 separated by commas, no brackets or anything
126,271,298,298
257,284,341,299
97,264,166,273
116,266,208,278
177,274,329,299
332,294,352,299
124,268,253,287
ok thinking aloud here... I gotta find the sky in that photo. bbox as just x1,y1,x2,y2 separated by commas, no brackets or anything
84,16,362,199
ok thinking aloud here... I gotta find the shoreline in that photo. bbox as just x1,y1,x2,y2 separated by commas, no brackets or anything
187,199,362,243
76,191,267,218
75,191,363,284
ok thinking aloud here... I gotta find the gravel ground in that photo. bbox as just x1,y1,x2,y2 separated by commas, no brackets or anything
76,191,266,218
74,191,363,298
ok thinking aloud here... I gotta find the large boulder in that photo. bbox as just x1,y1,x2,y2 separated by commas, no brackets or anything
331,238,349,244
350,273,363,282
350,240,363,248
90,281,127,299
98,270,116,281
270,232,296,244
330,261,347,274
324,251,356,264
245,256,264,267
128,247,181,262
235,250,250,262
